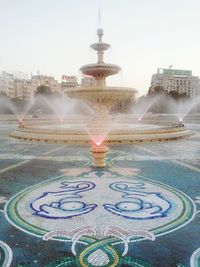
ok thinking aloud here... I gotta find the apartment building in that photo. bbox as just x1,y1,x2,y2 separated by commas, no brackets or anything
150,68,200,97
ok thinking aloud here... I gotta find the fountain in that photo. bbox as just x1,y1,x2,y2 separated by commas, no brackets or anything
10,28,191,167
66,28,137,166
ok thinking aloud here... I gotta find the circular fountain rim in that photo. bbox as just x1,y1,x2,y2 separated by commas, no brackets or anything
10,118,191,145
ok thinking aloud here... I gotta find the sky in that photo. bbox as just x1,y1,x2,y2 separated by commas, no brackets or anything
0,0,200,96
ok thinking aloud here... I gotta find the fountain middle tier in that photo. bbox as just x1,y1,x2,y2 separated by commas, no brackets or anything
80,63,121,78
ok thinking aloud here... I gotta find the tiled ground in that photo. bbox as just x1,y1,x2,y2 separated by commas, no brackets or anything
0,121,200,267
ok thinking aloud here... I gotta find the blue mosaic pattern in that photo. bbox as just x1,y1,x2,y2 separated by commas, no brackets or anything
104,182,171,220
30,181,97,219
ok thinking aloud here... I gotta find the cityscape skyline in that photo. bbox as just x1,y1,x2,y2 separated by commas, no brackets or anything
1,0,200,96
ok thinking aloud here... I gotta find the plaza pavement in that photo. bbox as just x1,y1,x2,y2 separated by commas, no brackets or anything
0,121,200,267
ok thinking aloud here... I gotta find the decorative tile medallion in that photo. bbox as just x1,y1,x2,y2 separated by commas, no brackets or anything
5,169,196,266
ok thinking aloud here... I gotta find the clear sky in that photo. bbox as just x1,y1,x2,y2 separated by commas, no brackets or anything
0,0,200,95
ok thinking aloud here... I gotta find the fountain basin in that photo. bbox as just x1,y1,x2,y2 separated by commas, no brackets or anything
66,87,136,109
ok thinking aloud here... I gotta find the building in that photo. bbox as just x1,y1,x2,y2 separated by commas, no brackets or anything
14,79,25,99
0,71,61,100
150,68,200,97
31,74,61,94
81,75,97,87
61,75,78,88
0,71,14,97
14,79,34,100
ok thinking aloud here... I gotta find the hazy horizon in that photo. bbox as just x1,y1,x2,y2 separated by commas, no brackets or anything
0,0,200,96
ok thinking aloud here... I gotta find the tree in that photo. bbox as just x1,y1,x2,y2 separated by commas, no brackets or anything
148,86,166,95
35,85,52,95
168,91,189,100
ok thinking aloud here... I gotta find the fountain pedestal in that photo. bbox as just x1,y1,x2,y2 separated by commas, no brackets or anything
18,121,24,128
90,144,108,167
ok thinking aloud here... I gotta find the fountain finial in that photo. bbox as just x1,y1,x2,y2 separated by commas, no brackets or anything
97,8,102,28
97,28,103,43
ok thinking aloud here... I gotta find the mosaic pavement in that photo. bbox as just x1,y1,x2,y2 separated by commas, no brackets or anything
0,121,200,267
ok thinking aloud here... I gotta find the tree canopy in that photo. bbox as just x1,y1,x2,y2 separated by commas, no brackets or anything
148,86,189,100
35,85,52,95
148,86,165,95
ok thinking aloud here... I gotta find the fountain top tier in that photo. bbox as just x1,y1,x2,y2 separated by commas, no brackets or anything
67,29,137,110
80,28,121,87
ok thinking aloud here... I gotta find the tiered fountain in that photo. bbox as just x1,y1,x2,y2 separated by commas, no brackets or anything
66,28,136,166
67,28,134,110
10,29,190,167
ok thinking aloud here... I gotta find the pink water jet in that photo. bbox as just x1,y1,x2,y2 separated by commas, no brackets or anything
18,115,25,123
91,134,106,147
95,141,101,146
58,118,64,123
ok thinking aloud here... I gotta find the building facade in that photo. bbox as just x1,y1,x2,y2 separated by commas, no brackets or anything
81,75,97,87
1,71,101,99
0,72,14,97
61,75,78,89
150,68,200,97
0,72,61,100
31,75,61,93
